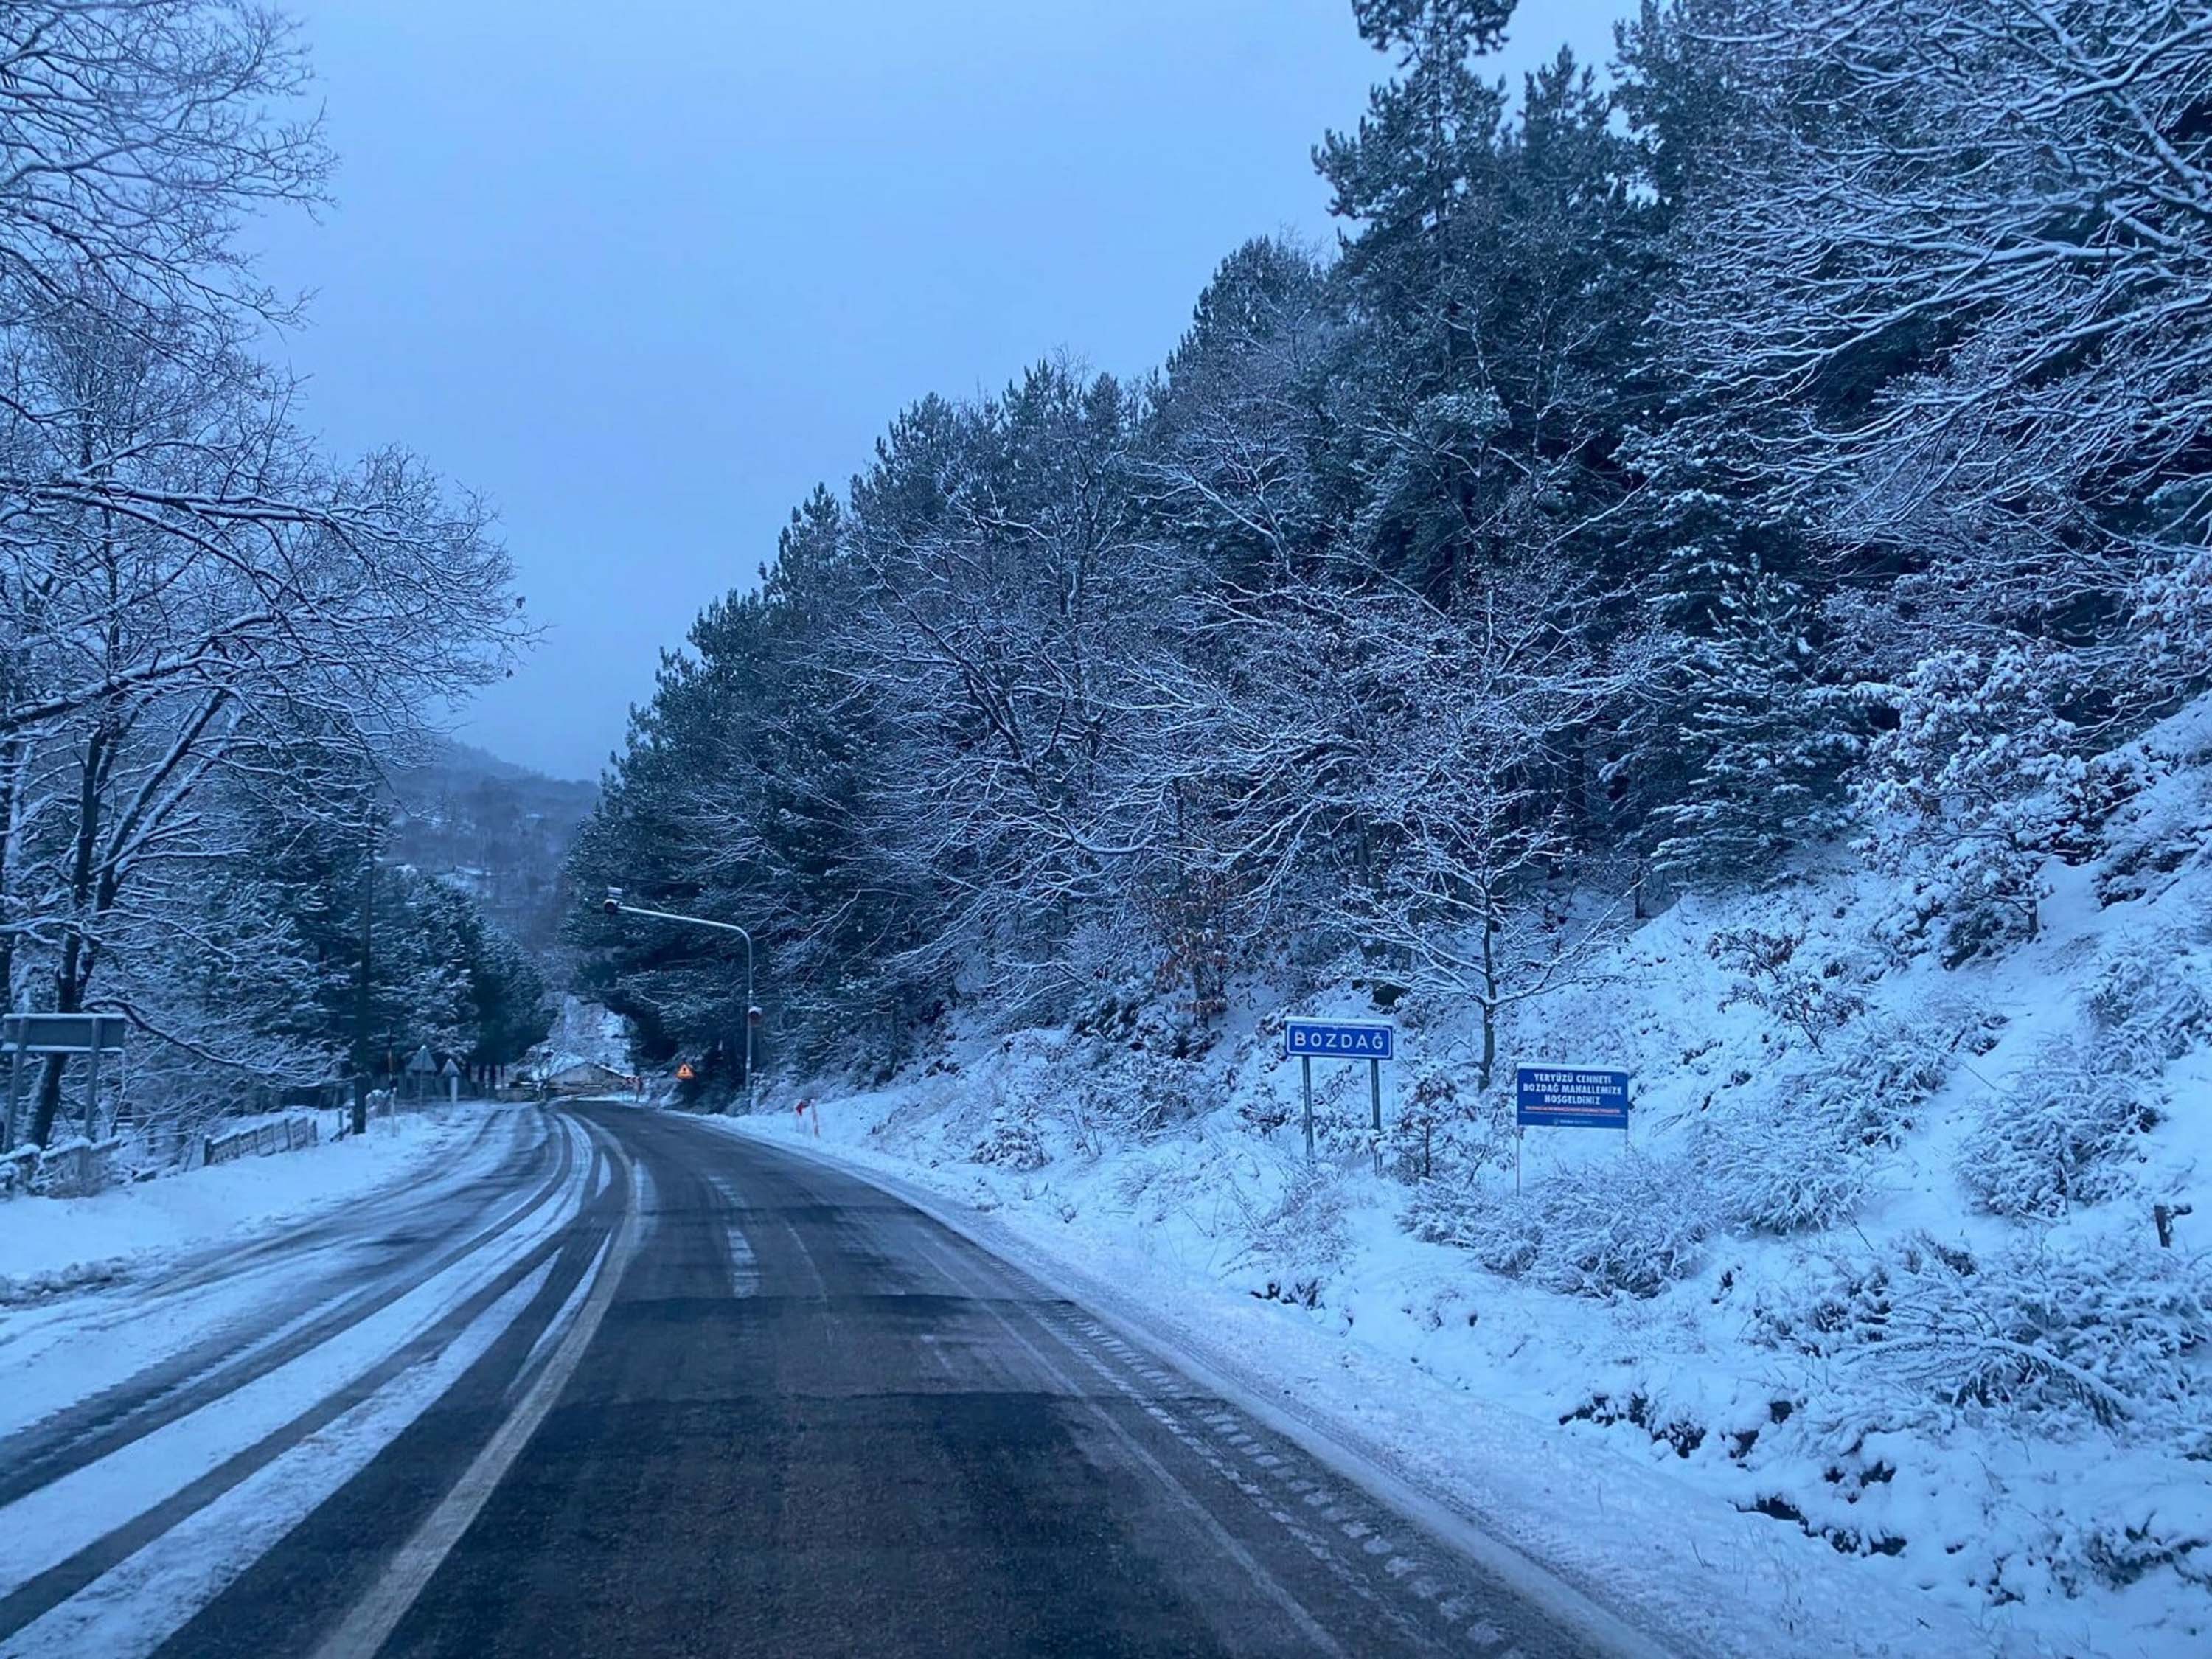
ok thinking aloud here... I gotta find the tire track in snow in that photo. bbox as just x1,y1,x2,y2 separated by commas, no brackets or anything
0,1110,574,1501
0,1260,559,1659
0,1112,610,1648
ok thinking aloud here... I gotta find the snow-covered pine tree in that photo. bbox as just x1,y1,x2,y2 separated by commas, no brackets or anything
1652,561,1854,879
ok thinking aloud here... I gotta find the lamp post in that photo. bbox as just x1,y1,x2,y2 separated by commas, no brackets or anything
602,889,759,1114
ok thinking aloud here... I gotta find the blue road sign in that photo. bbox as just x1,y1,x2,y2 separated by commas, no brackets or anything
1515,1065,1631,1130
1285,1018,1394,1060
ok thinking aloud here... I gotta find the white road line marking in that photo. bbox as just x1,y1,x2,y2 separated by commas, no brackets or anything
726,1228,758,1297
0,1128,590,1598
0,1262,556,1659
506,1234,611,1403
307,1123,644,1659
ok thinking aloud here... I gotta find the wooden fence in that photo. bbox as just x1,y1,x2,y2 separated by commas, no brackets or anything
0,1135,125,1198
204,1115,320,1168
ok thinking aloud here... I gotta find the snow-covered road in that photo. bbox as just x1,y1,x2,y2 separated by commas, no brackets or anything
0,1102,1652,1658
0,1107,619,1656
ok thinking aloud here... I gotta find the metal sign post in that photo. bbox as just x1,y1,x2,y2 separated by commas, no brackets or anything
1283,1018,1396,1167
3,1043,21,1153
1368,1057,1383,1176
406,1045,437,1107
82,1039,102,1138
1,1014,128,1150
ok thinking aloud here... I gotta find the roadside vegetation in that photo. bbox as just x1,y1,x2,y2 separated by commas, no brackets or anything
0,3,538,1158
577,4,2212,1646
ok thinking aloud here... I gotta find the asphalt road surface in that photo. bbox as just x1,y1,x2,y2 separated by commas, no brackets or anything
0,1103,1621,1658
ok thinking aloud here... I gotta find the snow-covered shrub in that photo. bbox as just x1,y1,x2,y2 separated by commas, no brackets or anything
1072,1052,1209,1144
1753,1232,2212,1442
1700,1013,1952,1232
2083,945,2210,1072
1405,1180,1537,1276
1708,922,1865,1050
1235,1088,1294,1138
1388,1071,1457,1180
2092,740,2211,907
2136,543,2212,689
1959,1042,2161,1219
1234,1160,1349,1282
1388,1071,1512,1182
2067,1488,2212,1596
1856,647,2132,964
1809,1012,1952,1149
970,1107,1047,1171
1407,1154,1711,1299
1701,1106,1874,1234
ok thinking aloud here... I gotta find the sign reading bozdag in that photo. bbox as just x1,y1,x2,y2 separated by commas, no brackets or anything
1284,1018,1394,1059
1283,1017,1395,1169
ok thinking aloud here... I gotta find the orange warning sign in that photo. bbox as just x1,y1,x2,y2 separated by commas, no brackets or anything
675,1062,695,1082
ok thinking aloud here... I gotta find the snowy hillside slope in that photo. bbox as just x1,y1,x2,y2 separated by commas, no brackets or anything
757,697,2212,1658
521,995,633,1081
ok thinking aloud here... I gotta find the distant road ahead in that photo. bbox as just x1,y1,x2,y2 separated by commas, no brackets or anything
0,1103,1621,1658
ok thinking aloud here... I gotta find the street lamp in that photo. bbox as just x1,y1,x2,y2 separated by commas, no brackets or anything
602,888,759,1114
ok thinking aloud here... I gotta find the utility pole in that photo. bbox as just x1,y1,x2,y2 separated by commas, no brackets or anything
352,807,376,1138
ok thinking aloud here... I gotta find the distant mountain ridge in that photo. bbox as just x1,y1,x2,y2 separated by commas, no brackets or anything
386,740,597,964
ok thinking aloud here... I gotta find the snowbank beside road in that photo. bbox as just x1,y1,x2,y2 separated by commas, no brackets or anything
709,699,2212,1658
717,1106,1976,1659
0,1107,492,1302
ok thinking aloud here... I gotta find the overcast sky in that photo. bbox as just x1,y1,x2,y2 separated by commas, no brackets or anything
254,1,1628,781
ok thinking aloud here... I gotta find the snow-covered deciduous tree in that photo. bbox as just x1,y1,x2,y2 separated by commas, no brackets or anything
0,6,522,1147
0,4,328,330
1332,569,1641,1089
0,294,518,1141
1663,0,2212,708
835,367,1186,1016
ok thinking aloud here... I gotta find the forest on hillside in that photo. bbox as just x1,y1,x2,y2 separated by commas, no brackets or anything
0,3,537,1149
388,743,597,964
574,0,2212,1084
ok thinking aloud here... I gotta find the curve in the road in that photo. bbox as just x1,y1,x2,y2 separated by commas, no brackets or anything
0,1103,1639,1659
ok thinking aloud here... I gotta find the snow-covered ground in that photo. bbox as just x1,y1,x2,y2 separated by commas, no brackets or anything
726,702,2212,1659
0,1105,485,1303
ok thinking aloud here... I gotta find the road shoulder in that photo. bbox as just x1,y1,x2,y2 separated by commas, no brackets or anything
705,1108,1994,1659
0,1106,515,1306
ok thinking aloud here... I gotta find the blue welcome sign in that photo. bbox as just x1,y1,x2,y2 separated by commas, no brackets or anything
1284,1018,1394,1060
1515,1065,1631,1130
